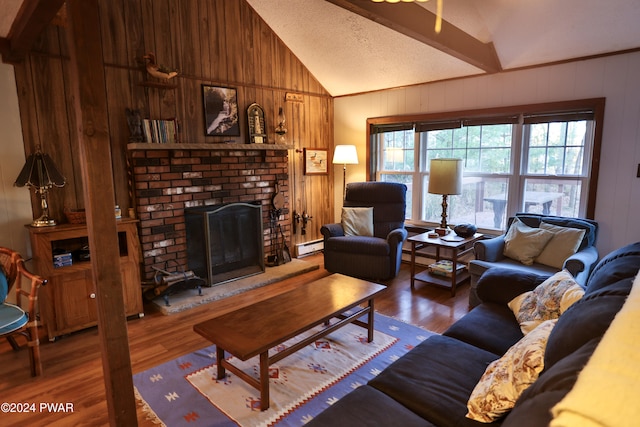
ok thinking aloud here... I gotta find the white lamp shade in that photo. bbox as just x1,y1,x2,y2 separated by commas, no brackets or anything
332,145,359,165
428,158,463,195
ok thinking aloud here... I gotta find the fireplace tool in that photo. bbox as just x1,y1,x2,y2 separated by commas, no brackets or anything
266,208,283,266
278,223,292,263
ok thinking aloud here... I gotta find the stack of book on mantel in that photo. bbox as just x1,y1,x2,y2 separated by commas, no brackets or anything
142,118,178,144
428,260,465,278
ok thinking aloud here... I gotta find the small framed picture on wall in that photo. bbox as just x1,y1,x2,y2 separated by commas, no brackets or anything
202,85,240,136
303,148,328,175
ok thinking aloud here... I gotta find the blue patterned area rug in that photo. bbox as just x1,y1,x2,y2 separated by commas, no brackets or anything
134,312,434,427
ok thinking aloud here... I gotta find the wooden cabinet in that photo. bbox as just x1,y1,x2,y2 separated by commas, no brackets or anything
28,219,144,340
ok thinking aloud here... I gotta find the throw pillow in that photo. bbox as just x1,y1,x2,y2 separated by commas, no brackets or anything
341,207,374,237
549,272,640,427
508,269,584,334
544,217,596,250
503,218,554,265
534,222,586,269
466,319,557,423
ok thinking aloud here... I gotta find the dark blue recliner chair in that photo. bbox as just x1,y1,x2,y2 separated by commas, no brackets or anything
321,182,408,281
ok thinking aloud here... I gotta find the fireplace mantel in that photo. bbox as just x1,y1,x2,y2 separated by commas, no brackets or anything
127,143,294,151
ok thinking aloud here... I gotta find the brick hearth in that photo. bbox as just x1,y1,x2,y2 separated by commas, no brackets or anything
129,147,289,280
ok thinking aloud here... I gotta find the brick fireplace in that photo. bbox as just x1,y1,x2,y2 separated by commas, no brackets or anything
128,145,290,281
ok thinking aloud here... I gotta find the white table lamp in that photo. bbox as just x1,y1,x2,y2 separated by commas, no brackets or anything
428,158,463,234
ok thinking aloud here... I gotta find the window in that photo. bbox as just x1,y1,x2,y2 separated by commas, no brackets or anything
370,100,603,231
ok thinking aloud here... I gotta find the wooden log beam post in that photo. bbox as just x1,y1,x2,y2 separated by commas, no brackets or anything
64,0,138,425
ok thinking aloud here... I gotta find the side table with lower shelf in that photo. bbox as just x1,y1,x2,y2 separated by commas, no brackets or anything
408,232,483,296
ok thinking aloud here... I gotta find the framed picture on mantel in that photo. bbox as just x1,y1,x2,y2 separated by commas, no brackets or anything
304,148,328,175
202,85,240,136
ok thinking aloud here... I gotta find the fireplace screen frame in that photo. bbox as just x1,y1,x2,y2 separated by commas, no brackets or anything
185,201,265,286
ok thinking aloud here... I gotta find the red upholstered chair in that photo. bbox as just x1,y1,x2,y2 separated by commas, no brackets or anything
0,247,47,376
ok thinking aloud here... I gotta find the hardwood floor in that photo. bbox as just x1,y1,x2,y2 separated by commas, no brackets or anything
0,254,471,426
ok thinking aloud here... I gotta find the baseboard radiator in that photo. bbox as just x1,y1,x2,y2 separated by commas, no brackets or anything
295,239,324,258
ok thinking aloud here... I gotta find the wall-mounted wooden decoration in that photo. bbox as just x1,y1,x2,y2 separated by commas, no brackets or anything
285,92,304,103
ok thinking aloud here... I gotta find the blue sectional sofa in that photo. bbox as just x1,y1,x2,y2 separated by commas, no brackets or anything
307,241,640,426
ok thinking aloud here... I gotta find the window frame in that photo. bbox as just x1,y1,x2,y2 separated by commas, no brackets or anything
367,99,605,230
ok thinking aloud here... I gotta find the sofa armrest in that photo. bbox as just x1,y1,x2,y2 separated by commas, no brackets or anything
564,246,599,285
320,223,344,239
387,227,408,246
476,267,548,305
474,235,506,262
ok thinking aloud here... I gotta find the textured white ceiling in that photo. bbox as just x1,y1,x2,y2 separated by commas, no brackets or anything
471,0,640,69
249,0,484,96
3,0,640,96
248,0,640,96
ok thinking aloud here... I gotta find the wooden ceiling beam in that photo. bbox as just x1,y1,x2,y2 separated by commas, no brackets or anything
326,0,502,73
1,0,66,64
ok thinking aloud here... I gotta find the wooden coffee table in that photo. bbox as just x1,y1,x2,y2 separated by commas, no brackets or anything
193,273,386,410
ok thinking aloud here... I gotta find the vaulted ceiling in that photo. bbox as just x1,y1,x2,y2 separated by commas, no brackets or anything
247,0,640,96
2,0,640,96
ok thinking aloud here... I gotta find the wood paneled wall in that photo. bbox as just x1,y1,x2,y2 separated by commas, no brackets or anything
13,0,334,247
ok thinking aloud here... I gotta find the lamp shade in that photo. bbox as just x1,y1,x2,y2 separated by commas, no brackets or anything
14,148,66,227
14,151,66,189
428,158,462,195
332,145,359,165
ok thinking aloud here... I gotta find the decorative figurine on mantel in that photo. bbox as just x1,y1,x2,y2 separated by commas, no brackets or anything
247,103,267,144
125,108,145,142
275,107,287,144
142,52,179,81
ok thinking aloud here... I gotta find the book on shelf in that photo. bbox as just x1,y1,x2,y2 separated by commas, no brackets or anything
142,118,178,144
428,260,465,278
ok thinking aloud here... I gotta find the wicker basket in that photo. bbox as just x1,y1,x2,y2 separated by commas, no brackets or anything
64,209,86,224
